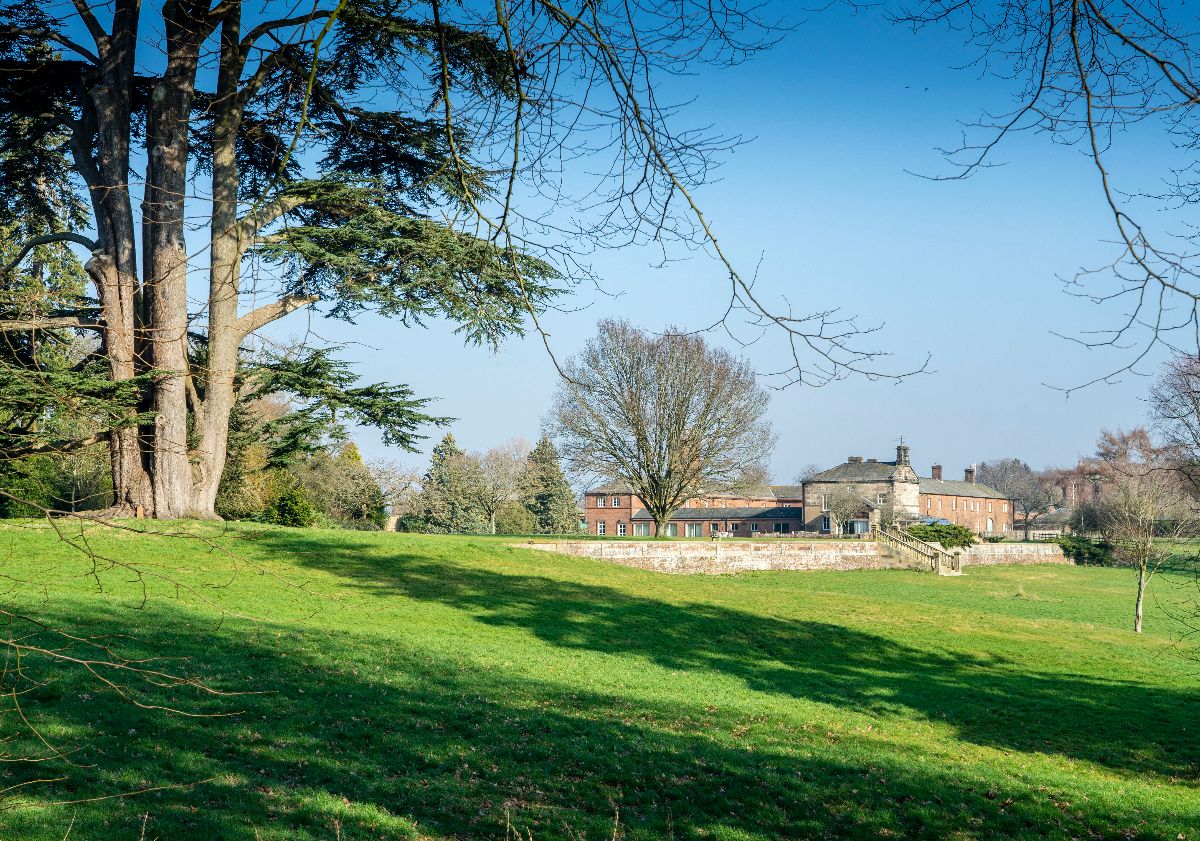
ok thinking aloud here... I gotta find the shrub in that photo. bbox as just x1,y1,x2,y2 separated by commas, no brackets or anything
907,523,977,550
494,500,537,534
393,513,430,533
261,486,318,528
983,535,1005,543
1055,534,1114,566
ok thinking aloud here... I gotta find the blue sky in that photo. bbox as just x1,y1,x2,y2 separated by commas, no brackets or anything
246,3,1175,479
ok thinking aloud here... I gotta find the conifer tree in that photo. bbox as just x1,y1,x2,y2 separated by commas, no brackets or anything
417,433,486,534
520,437,578,535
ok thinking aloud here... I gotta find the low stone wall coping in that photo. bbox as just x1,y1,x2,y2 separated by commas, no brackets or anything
515,538,1068,575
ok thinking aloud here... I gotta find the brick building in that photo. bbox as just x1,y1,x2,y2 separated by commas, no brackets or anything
582,444,1014,537
805,445,1013,535
583,483,803,537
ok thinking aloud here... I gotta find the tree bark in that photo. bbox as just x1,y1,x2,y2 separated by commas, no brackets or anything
1135,563,1147,633
76,0,153,516
141,1,210,518
190,7,246,518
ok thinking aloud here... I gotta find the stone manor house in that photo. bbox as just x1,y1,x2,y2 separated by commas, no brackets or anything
583,445,1014,538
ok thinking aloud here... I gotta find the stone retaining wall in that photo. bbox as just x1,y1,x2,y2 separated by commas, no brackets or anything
957,542,1068,566
516,539,1067,575
516,540,923,575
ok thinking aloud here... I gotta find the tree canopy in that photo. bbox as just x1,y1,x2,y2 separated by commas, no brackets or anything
0,0,920,519
549,319,774,535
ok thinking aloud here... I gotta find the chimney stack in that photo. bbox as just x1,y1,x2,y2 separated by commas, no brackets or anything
931,464,943,480
896,444,910,466
964,466,976,484
848,456,864,464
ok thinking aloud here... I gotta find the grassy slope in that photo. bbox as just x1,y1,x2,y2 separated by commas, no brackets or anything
0,523,1196,840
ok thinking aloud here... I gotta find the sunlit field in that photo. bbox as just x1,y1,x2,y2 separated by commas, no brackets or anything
0,523,1196,840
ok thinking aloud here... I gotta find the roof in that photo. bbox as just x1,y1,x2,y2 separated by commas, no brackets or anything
918,477,1007,499
630,506,804,521
807,460,904,483
586,483,804,500
587,482,635,494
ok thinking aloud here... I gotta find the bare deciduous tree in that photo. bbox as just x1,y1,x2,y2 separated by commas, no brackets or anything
368,459,423,520
474,438,530,534
891,2,1200,388
824,486,867,536
794,463,824,484
977,458,1061,540
1149,356,1200,494
1087,428,1197,633
549,319,774,536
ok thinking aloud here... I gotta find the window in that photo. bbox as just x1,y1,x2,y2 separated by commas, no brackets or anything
611,496,620,507
617,522,626,536
821,494,829,512
773,522,784,533
597,496,606,507
711,522,720,535
596,521,606,535
686,523,702,537
1002,502,1008,512
633,523,650,536
952,498,957,510
751,523,759,532
1003,523,1010,532
988,502,993,513
821,515,831,532
664,523,678,537
927,498,932,510
877,493,887,505
730,523,739,532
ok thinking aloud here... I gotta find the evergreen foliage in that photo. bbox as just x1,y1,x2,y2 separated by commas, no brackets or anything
0,1,559,517
261,482,319,527
519,437,579,534
1056,534,1115,566
261,484,317,528
494,500,537,535
907,523,977,550
241,346,451,464
292,444,387,529
416,433,488,534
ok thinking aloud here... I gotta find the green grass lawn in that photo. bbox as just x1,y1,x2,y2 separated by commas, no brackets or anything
0,523,1196,840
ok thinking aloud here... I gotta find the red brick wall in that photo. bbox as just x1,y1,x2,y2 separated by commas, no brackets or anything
582,490,803,536
918,493,1013,534
583,492,636,536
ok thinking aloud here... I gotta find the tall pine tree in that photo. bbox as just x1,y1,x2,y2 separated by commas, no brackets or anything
520,437,579,535
417,434,487,535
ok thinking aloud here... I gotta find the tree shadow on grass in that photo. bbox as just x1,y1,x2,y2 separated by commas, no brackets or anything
3,596,1197,841
249,531,1200,784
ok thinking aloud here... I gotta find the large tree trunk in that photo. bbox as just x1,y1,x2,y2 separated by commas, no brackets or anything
190,10,247,519
80,0,153,516
141,2,209,518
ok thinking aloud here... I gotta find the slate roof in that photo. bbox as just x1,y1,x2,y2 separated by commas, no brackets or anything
918,477,1008,499
807,461,903,482
587,482,635,494
630,506,804,521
